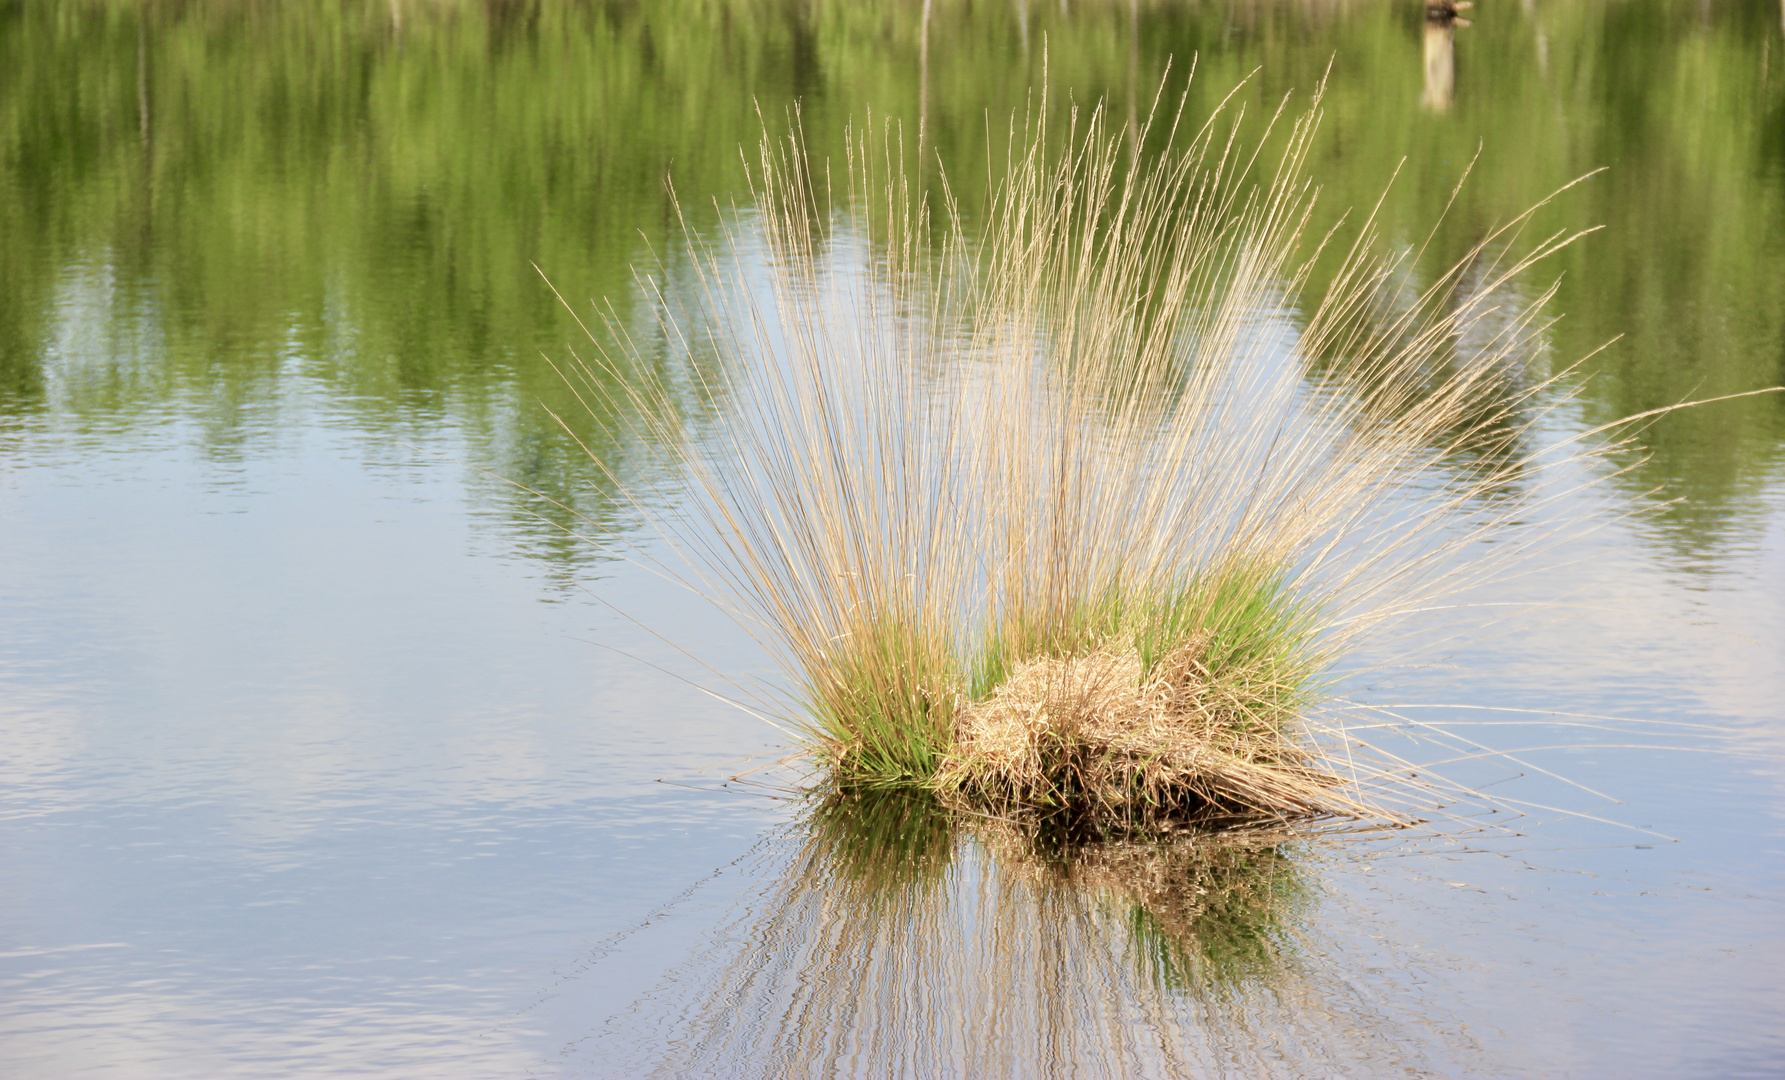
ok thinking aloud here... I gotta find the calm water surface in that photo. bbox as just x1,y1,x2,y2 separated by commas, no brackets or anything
2,2,1782,1076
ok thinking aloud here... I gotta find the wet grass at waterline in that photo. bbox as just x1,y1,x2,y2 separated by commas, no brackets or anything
548,75,1702,826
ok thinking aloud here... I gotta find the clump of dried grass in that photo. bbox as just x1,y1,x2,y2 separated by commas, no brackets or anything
942,635,1357,818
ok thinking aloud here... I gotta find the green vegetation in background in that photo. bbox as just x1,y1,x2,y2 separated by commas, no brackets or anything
2,0,1780,566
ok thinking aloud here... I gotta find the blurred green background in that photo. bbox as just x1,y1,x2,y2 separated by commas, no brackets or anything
3,0,1780,564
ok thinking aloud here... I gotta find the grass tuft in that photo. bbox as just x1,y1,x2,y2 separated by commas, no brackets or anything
550,75,1655,824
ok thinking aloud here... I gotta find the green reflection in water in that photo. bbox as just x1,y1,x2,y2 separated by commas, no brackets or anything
976,811,1313,995
2,0,1780,571
806,788,1314,995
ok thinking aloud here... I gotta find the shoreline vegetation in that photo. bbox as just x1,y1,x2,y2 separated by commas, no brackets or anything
547,77,1770,830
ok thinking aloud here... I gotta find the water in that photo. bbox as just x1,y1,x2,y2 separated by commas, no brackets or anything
2,2,1782,1076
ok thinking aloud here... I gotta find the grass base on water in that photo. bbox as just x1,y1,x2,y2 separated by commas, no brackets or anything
937,562,1335,819
944,638,1339,819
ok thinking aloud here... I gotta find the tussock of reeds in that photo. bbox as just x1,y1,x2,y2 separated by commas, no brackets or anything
551,74,1632,824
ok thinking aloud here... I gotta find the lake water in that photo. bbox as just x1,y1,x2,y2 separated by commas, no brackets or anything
2,2,1782,1076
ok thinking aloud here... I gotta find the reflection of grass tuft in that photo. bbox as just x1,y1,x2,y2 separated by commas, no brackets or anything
636,796,1336,1074
801,791,1311,993
1119,841,1309,992
974,814,1312,992
803,786,959,894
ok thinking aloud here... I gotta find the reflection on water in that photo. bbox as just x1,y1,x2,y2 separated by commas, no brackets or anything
969,812,1310,996
1422,13,1461,113
584,794,1485,1078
